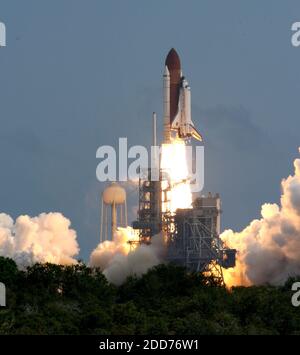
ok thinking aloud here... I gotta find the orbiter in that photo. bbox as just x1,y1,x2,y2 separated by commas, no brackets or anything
163,48,202,143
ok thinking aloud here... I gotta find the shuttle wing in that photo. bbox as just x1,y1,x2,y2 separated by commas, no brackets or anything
189,124,203,141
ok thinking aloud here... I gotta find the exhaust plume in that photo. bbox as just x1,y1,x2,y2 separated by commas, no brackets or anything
0,212,79,268
90,227,165,285
222,148,300,286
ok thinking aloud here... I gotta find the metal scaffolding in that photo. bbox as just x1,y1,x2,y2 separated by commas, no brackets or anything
165,196,236,284
132,168,163,244
132,169,236,285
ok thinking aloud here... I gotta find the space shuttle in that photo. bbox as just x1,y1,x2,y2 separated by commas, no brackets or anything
163,48,203,143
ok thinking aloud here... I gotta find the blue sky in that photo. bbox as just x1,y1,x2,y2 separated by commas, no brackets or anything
1,1,300,260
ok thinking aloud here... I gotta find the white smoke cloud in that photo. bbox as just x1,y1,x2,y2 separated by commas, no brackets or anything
222,148,300,286
0,212,79,268
90,227,165,285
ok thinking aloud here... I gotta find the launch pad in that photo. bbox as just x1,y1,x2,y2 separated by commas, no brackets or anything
132,169,236,284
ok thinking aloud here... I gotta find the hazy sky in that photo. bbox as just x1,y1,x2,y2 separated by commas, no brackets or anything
1,1,300,260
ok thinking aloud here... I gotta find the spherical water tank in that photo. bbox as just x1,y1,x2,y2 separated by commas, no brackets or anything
102,182,126,205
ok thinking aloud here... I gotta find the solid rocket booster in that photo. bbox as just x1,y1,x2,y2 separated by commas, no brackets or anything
163,66,170,142
163,48,203,143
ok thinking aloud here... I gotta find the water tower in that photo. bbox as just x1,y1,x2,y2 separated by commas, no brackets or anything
100,182,127,242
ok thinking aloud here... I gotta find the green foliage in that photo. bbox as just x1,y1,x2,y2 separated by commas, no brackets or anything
0,258,300,334
0,257,18,286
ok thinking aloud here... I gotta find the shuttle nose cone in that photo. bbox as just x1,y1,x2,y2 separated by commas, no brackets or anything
165,48,181,71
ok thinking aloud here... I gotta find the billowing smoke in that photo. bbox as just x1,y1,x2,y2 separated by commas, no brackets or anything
90,227,165,285
0,212,79,268
222,148,300,286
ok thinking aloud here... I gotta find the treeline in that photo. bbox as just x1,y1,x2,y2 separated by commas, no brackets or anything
0,256,299,335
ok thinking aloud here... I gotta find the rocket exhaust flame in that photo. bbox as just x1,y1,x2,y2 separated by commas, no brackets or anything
161,138,193,213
